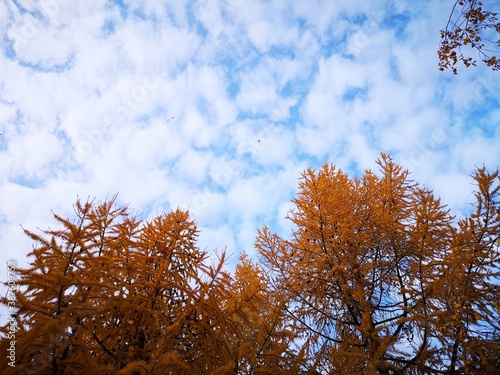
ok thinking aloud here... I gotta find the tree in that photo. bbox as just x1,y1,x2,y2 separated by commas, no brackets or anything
2,156,499,374
0,197,237,374
431,167,500,373
439,0,500,73
0,196,301,374
256,154,500,374
220,253,299,374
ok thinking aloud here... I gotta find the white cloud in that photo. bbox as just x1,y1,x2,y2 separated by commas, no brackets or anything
4,131,66,182
0,0,498,327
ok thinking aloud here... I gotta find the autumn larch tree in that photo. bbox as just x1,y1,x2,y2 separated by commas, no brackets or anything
220,252,299,374
432,167,500,373
256,153,500,374
0,196,295,374
2,156,499,374
439,0,500,73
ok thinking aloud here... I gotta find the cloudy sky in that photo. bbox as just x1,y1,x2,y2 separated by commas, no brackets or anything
0,0,499,322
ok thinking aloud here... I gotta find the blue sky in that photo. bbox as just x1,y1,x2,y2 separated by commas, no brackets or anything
0,0,499,324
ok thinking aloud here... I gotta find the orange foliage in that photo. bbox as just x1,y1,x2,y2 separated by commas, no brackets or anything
257,154,500,374
1,155,499,374
0,197,293,374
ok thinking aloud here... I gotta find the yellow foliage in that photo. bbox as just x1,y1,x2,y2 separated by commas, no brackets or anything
1,156,499,373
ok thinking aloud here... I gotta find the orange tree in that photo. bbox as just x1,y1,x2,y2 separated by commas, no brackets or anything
256,154,500,374
0,197,295,374
1,155,499,374
219,253,299,374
